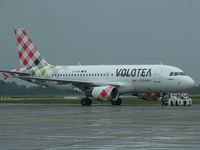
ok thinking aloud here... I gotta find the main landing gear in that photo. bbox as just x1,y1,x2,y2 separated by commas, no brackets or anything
81,98,92,106
80,97,122,106
111,98,122,106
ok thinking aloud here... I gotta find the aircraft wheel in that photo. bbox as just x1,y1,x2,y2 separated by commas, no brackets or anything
175,101,179,106
170,101,174,106
111,98,122,106
161,101,165,106
81,98,92,106
87,99,92,105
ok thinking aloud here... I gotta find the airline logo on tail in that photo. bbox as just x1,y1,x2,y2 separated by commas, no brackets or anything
14,28,48,69
1,28,55,80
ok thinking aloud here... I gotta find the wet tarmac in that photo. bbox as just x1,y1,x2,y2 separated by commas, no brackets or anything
0,104,200,150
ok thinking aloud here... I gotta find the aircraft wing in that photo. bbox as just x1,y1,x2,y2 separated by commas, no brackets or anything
0,70,121,91
13,75,121,91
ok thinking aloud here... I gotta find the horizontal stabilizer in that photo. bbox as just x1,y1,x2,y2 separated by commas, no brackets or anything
0,70,31,76
2,73,9,80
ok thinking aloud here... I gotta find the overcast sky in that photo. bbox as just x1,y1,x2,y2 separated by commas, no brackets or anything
0,0,200,85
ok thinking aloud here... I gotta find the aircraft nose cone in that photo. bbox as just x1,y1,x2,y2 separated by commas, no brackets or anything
185,77,195,89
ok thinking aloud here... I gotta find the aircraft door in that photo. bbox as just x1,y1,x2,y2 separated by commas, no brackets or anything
153,73,161,83
153,66,163,91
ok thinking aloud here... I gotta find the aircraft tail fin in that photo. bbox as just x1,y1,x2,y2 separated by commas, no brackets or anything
13,28,49,69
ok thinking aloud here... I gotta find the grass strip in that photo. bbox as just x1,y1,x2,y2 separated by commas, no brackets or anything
1,98,200,105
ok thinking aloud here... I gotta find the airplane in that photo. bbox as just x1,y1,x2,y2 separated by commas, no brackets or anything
0,28,195,105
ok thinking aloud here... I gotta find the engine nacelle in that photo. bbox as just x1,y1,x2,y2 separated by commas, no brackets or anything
92,86,119,101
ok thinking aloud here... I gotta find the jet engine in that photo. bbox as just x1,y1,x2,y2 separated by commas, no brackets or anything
92,86,119,101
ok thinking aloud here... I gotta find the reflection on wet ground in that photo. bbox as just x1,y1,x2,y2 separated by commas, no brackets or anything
0,104,199,150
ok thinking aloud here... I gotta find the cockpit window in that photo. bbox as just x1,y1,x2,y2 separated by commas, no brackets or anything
169,72,174,76
174,72,179,76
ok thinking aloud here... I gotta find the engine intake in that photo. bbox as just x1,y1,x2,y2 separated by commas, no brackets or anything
92,86,119,101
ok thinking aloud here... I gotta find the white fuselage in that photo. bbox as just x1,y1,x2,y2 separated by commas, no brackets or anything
37,64,194,95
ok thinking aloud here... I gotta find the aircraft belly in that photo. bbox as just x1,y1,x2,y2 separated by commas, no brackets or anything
50,84,77,92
